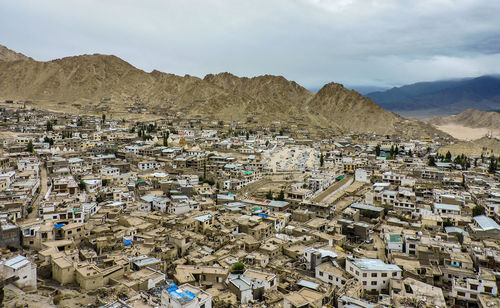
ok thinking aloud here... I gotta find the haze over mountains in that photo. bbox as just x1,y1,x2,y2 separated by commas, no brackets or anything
0,44,446,138
366,75,500,118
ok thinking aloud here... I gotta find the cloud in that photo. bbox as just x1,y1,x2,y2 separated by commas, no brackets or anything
0,0,499,88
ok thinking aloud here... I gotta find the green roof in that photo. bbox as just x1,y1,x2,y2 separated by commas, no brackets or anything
389,234,402,242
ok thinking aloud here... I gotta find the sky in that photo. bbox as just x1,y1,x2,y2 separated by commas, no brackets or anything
1,0,500,89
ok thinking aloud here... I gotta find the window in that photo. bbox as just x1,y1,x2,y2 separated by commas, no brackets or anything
371,281,377,286
381,273,387,277
371,273,377,278
363,281,367,286
485,286,493,293
457,291,465,297
363,273,367,277
392,272,398,277
470,284,478,290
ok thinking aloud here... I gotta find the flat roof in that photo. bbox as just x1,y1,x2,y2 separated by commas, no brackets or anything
434,203,460,211
474,215,500,231
351,203,383,212
352,258,401,272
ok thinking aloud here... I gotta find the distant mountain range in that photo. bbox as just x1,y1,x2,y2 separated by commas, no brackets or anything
0,44,447,137
366,75,500,118
428,109,500,130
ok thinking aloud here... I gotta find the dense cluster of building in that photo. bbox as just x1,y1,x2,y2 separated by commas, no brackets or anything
0,105,499,308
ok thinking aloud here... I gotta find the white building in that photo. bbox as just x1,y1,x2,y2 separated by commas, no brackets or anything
345,258,402,292
451,268,497,303
161,283,212,308
434,203,461,216
0,255,37,290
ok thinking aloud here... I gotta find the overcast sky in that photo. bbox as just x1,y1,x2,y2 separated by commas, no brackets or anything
1,0,500,89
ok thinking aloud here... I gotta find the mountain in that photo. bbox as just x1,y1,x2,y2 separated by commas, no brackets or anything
439,136,500,156
428,109,500,130
0,44,446,137
366,75,500,118
0,45,32,62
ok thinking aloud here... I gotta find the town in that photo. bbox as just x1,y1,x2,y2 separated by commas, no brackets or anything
0,103,499,308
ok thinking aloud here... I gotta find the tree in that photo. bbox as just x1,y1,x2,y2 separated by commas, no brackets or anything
44,137,54,147
266,190,273,200
77,117,83,127
390,145,394,157
231,262,245,274
26,140,34,153
427,156,436,167
277,190,285,201
102,179,109,186
265,140,270,147
456,232,464,245
472,205,485,217
320,152,324,167
394,145,399,156
246,131,250,140
408,149,412,157
375,144,381,157
163,132,169,147
46,120,53,131
445,151,452,162
102,114,106,124
79,180,87,191
488,156,498,174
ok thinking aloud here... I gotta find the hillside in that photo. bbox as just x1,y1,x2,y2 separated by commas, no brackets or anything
366,75,500,118
439,137,500,156
0,44,447,137
428,109,500,130
0,45,32,62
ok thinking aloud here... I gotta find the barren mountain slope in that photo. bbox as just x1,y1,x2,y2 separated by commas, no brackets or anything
428,109,500,130
0,46,449,137
0,45,32,62
439,137,500,156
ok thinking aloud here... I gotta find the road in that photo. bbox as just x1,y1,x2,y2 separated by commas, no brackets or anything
29,164,48,219
372,233,387,262
312,176,352,203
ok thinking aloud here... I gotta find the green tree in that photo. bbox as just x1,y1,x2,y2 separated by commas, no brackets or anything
43,137,54,147
102,114,106,124
163,131,169,147
102,179,109,186
427,156,436,167
79,180,87,191
46,120,53,131
277,190,285,201
26,140,34,153
456,232,464,245
445,151,452,162
320,152,324,167
231,262,245,274
472,205,485,217
408,149,412,157
246,131,250,140
488,156,498,174
375,144,381,157
266,190,273,200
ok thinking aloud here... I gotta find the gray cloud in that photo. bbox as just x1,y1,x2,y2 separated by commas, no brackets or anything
1,0,499,88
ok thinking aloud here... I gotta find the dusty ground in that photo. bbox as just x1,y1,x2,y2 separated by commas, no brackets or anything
3,284,55,308
435,124,500,141
262,145,318,172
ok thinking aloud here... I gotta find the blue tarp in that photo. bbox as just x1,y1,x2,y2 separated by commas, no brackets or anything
123,238,133,246
54,223,65,229
257,213,268,218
